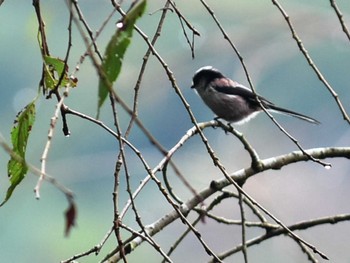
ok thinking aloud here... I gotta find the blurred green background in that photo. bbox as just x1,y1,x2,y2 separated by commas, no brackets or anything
0,0,350,262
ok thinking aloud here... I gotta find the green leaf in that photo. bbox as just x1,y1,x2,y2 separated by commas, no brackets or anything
97,0,147,118
1,101,36,206
43,55,78,90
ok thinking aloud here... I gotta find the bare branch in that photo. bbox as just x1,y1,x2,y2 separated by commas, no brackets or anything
271,0,350,123
35,89,69,199
238,192,248,262
210,214,350,262
106,144,350,260
330,0,350,43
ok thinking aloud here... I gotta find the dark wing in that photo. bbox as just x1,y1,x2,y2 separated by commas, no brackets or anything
211,78,319,124
211,78,274,108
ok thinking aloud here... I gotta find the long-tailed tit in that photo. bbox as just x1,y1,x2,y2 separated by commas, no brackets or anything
191,66,319,124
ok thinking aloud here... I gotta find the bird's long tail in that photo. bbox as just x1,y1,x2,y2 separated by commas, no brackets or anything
266,104,320,124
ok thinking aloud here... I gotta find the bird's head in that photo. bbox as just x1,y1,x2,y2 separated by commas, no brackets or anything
191,66,224,91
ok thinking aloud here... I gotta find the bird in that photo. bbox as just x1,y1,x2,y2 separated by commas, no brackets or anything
191,66,319,124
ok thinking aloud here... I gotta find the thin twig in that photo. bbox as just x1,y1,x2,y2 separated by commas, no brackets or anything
209,214,350,262
163,192,231,261
168,0,200,36
51,0,74,95
61,227,114,263
216,121,261,171
201,212,275,228
71,0,104,60
199,0,257,96
119,223,173,263
296,241,319,263
119,121,215,218
35,89,68,199
238,192,248,263
271,0,350,123
109,95,127,262
168,0,200,58
220,190,267,224
329,0,350,43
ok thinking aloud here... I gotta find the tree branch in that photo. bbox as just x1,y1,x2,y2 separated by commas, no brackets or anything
105,145,350,261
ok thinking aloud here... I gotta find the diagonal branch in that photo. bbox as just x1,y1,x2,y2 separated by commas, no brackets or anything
106,141,350,261
271,0,350,123
329,0,350,43
210,213,350,262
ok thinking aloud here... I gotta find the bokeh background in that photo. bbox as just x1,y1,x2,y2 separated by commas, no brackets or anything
0,0,350,262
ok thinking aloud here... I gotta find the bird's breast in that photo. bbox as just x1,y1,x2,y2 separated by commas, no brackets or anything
200,87,259,123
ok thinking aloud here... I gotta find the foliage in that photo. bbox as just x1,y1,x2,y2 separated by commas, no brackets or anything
43,55,77,90
97,0,147,118
1,100,36,206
